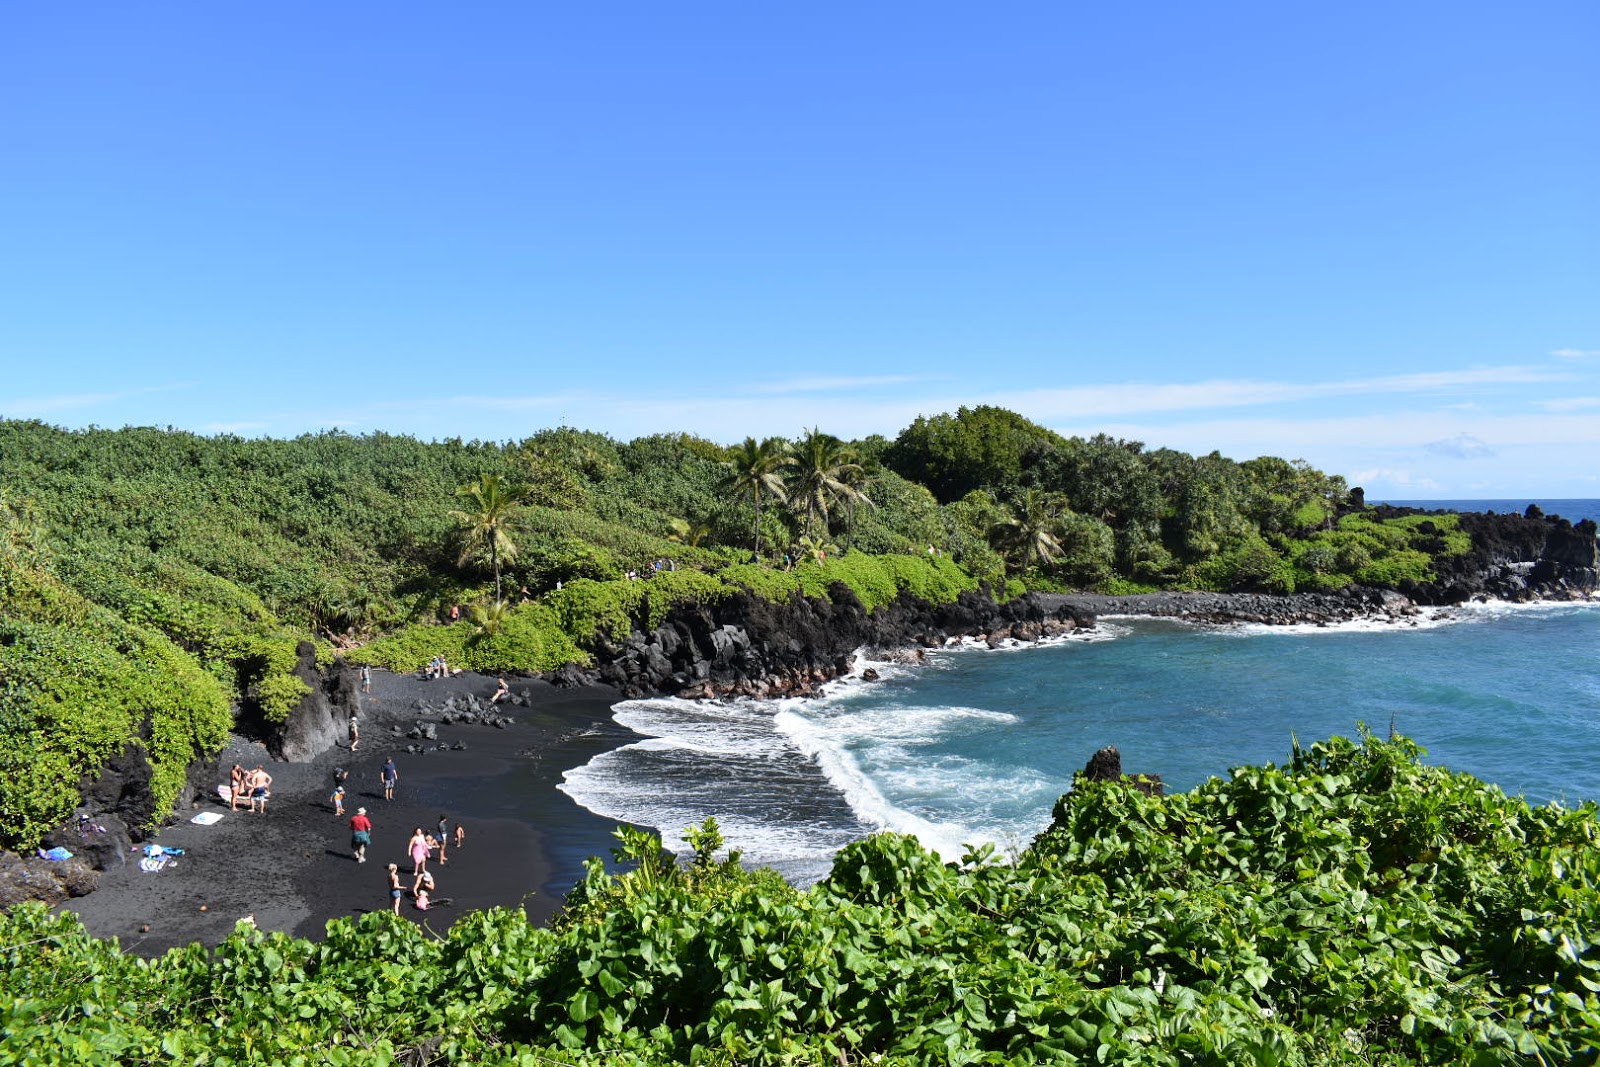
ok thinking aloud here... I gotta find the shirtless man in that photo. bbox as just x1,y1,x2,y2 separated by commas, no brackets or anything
248,766,273,814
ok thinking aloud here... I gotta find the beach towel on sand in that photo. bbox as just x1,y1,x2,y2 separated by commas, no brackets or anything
190,811,225,825
138,855,170,873
37,846,73,861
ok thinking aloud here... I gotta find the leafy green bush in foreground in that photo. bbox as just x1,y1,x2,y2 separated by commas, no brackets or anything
4,733,1598,1065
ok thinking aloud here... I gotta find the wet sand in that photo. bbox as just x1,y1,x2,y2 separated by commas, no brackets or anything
60,671,638,956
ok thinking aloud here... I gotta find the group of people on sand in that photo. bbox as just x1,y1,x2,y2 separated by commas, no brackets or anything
353,810,463,913
227,764,274,813
340,766,465,915
423,654,452,680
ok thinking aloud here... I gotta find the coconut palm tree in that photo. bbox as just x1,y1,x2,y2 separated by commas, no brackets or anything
788,428,869,541
725,437,790,561
837,449,876,552
988,488,1067,572
450,473,526,600
666,517,714,548
469,598,514,638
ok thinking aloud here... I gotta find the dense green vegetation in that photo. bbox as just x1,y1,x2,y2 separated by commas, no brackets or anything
0,414,1466,849
4,734,1598,1064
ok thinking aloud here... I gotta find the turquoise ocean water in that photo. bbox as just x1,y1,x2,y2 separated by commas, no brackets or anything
560,500,1600,882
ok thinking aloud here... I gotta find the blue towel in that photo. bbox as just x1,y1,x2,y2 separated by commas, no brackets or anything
38,847,73,861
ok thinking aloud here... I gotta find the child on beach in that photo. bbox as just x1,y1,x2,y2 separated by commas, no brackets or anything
387,864,403,915
454,822,465,849
331,784,346,816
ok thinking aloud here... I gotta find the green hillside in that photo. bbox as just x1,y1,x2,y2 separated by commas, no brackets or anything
0,415,1463,848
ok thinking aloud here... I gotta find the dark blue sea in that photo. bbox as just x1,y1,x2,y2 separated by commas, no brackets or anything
561,500,1600,881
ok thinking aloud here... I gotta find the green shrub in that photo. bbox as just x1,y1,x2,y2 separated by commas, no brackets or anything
4,734,1597,1064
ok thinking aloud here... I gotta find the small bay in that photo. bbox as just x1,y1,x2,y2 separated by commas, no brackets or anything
562,500,1600,881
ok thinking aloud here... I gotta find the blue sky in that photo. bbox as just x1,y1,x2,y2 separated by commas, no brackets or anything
3,4,1596,498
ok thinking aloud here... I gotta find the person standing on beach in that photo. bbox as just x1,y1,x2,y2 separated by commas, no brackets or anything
248,767,272,814
331,783,346,816
436,815,450,864
381,757,398,801
350,807,372,862
360,663,372,693
407,827,429,876
454,822,465,849
387,863,403,914
228,764,247,812
349,715,360,752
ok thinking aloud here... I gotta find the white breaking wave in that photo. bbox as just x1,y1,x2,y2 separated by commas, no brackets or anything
559,695,872,880
1220,596,1600,638
773,701,1014,862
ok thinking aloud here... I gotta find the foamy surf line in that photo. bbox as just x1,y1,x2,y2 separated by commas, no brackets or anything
775,703,996,862
559,694,876,877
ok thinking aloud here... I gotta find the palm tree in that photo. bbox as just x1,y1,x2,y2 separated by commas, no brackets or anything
666,517,713,548
725,437,790,561
796,534,838,564
837,449,875,552
450,473,526,600
988,488,1067,572
469,598,514,638
788,428,869,541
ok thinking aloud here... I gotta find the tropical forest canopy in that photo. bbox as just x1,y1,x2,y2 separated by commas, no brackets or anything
0,411,1466,846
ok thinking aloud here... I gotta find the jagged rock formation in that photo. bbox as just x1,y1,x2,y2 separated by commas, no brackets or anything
1076,744,1163,797
1375,507,1600,604
579,586,1095,699
272,640,356,762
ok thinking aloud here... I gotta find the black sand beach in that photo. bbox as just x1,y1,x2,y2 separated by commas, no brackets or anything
60,671,638,956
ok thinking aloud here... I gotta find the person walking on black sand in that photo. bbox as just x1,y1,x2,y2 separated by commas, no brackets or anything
349,807,372,863
381,756,398,801
360,663,372,694
348,714,360,753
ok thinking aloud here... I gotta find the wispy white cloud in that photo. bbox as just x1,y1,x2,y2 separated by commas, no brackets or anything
1424,434,1494,460
0,382,195,418
989,365,1569,420
739,375,925,395
441,394,569,412
1349,469,1443,492
1539,396,1600,413
1058,412,1600,454
1551,348,1599,360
